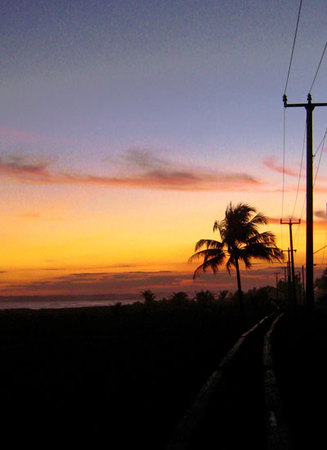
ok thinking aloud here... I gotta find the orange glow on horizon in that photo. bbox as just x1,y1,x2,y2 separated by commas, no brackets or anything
1,178,326,296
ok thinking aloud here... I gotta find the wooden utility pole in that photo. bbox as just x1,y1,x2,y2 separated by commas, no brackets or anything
283,94,327,310
280,219,300,305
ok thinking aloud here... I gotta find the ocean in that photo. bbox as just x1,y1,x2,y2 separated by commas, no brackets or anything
0,294,139,310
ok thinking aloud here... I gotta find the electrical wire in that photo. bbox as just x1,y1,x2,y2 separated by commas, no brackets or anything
282,0,303,248
294,196,306,251
281,109,286,219
313,128,327,186
309,40,327,93
294,128,327,249
284,0,303,95
291,125,306,218
313,129,327,263
280,109,287,249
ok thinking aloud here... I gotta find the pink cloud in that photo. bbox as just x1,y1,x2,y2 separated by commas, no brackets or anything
314,210,327,222
0,153,262,192
263,157,302,178
0,155,56,183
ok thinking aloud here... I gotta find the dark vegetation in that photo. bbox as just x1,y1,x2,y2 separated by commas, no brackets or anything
0,289,277,449
271,303,327,449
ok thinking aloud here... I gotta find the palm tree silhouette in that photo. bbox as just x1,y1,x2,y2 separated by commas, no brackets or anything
189,202,283,318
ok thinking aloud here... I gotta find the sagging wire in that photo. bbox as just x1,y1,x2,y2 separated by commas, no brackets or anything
309,40,327,93
284,0,303,95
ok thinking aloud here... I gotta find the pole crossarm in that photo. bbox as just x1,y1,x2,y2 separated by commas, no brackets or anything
284,102,327,108
280,219,301,225
283,94,327,109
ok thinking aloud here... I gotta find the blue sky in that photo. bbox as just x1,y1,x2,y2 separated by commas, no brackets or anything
2,1,326,165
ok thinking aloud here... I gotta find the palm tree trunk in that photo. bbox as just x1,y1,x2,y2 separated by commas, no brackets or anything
234,258,244,320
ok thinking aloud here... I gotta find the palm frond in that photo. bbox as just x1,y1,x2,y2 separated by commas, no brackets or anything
240,242,284,263
218,202,263,246
241,254,252,269
188,248,225,263
245,231,278,246
250,212,268,226
213,220,223,233
194,239,223,252
192,253,226,279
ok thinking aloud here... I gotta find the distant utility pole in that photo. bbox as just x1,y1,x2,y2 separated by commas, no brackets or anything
280,218,300,305
283,94,327,310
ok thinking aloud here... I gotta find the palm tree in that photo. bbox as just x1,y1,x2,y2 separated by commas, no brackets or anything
141,289,156,304
194,290,215,305
189,202,283,318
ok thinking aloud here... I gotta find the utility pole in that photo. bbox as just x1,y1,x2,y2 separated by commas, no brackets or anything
283,94,327,310
280,218,300,305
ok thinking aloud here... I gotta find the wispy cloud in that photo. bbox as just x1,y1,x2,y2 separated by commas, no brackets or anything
0,155,56,183
18,212,44,220
314,210,327,221
263,156,302,178
115,148,169,170
0,150,262,192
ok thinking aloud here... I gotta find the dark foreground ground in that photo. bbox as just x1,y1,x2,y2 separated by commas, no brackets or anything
271,304,327,449
0,300,273,449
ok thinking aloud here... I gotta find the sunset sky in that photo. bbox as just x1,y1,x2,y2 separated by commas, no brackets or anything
1,0,327,298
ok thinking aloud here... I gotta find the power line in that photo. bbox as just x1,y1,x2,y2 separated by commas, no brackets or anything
309,40,327,93
281,109,287,249
313,127,327,157
284,0,303,95
294,128,327,247
313,128,327,186
314,243,327,255
282,0,303,243
291,125,306,218
281,109,286,219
